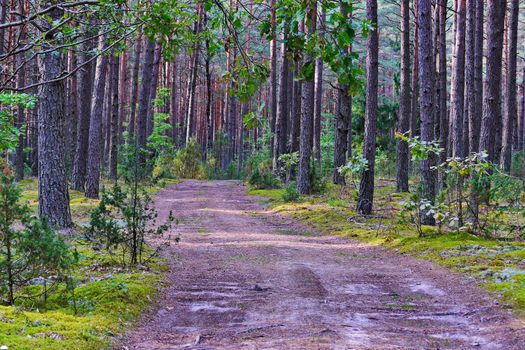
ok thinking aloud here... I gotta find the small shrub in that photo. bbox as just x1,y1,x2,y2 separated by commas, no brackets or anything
248,167,281,189
310,162,328,194
245,149,281,189
172,138,205,179
277,152,299,183
86,182,175,266
0,164,77,305
282,182,300,202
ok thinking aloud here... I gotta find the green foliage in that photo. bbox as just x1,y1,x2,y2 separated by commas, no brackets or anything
338,153,368,193
244,149,280,189
309,160,328,195
243,103,267,130
395,131,443,161
147,113,172,155
398,192,449,237
282,182,300,202
320,112,335,176
86,181,175,266
0,165,77,305
171,138,206,179
248,167,281,190
0,93,36,154
277,152,299,183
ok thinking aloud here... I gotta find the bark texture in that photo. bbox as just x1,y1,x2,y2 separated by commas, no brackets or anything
480,0,507,161
297,1,317,195
395,0,411,192
418,0,436,225
501,0,518,172
71,32,95,191
357,0,378,215
450,0,466,158
37,3,72,228
85,36,110,199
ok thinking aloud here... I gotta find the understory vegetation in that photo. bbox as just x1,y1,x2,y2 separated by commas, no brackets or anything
0,175,174,349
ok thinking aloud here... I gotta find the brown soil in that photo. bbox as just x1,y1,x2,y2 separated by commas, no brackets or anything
120,180,524,349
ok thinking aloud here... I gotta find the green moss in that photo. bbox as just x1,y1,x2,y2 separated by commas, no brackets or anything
0,247,164,349
0,177,176,349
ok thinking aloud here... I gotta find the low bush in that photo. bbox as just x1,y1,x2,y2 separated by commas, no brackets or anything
282,182,300,202
245,149,281,189
0,164,78,306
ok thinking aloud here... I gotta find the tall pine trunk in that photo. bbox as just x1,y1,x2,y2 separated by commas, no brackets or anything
269,0,277,158
395,0,411,192
418,0,436,225
501,0,518,172
273,24,290,170
109,54,120,180
357,0,378,215
85,36,110,199
136,39,156,167
128,34,142,143
450,0,466,158
37,3,72,228
72,31,95,191
297,1,317,194
410,0,419,137
480,0,507,161
313,8,325,167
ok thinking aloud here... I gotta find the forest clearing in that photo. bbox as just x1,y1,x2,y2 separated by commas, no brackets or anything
1,0,525,349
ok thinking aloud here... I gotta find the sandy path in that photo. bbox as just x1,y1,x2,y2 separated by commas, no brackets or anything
121,180,524,349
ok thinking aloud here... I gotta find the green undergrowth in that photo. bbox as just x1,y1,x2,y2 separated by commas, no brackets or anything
0,244,166,349
248,182,525,317
18,178,178,225
0,178,176,349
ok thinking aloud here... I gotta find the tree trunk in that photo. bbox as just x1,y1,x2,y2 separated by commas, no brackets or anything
37,3,72,228
109,54,120,180
469,0,483,153
128,34,142,143
136,38,156,166
147,43,162,139
464,0,476,156
395,0,411,192
333,84,351,185
518,66,525,153
418,0,436,225
480,0,507,161
273,24,290,170
290,50,303,154
450,0,466,158
501,0,518,172
410,0,419,137
85,36,110,199
0,0,6,57
438,0,448,164
357,0,378,215
297,1,317,195
185,45,200,143
118,48,129,146
71,31,95,191
14,14,26,180
313,8,326,166
269,0,277,158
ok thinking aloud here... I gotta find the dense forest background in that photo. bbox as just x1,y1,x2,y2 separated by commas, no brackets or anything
2,0,525,230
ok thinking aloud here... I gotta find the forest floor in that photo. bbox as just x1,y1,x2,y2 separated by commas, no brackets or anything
121,180,524,349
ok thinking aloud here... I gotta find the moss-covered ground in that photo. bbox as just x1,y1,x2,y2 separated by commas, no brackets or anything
248,181,525,317
0,178,177,349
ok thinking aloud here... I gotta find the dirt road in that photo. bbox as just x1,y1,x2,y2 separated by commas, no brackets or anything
122,180,524,349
